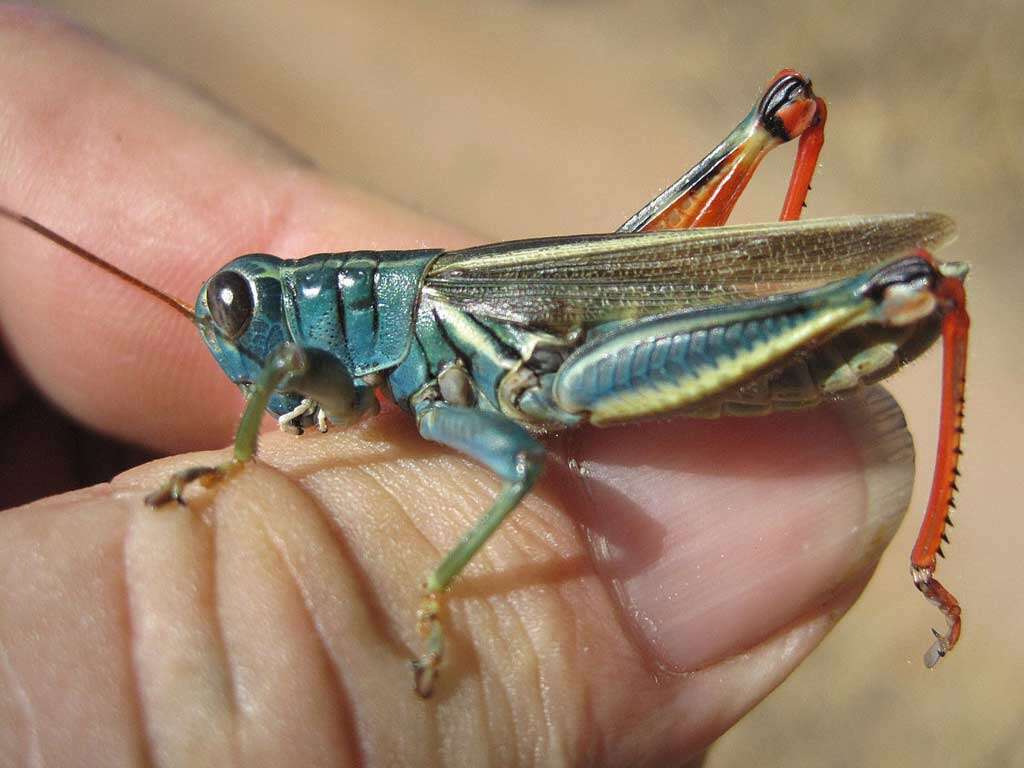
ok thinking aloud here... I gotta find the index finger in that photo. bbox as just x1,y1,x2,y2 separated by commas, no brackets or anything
0,9,474,453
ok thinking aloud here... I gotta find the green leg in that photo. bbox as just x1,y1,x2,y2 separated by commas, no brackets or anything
411,403,545,697
145,344,308,506
146,343,373,506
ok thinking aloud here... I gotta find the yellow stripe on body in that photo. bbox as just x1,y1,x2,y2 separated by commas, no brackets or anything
589,303,871,425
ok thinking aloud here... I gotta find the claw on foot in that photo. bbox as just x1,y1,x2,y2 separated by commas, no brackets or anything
411,654,441,699
144,461,238,507
412,591,445,698
924,629,949,669
912,565,962,668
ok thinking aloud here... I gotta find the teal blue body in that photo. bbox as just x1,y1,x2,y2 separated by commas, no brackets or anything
194,214,955,436
188,213,960,697
185,210,959,706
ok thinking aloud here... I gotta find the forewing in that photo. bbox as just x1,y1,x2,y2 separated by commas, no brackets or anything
425,213,956,332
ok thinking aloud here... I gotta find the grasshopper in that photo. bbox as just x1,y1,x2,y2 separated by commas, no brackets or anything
0,70,969,698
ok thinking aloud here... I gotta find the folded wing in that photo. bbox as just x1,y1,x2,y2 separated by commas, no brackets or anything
424,213,956,332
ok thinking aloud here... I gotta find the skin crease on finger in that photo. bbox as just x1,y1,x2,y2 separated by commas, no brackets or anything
0,9,917,768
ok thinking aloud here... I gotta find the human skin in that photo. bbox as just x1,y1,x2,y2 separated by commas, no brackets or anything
0,9,917,767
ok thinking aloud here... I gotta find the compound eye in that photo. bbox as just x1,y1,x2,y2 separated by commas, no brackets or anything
206,271,254,340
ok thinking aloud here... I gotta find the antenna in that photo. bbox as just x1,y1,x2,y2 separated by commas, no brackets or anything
0,204,272,369
0,205,197,321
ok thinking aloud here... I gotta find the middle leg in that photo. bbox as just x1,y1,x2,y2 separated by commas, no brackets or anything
411,403,546,697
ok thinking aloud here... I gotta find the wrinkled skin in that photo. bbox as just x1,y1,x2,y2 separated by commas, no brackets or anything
0,9,915,767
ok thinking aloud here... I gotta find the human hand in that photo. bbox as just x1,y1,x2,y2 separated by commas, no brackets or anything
0,10,915,766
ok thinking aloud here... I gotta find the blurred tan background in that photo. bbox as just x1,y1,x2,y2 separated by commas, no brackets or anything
31,1,1023,765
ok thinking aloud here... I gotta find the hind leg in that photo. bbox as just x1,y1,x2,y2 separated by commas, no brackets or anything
619,69,825,234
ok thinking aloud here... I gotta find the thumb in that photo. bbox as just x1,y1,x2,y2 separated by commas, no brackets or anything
567,386,913,757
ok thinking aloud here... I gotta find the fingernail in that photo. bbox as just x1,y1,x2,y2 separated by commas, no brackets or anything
572,386,914,671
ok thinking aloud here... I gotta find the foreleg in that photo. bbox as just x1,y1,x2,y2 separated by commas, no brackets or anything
146,343,375,506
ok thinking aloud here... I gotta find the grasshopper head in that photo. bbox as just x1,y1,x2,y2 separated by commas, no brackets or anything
195,254,306,416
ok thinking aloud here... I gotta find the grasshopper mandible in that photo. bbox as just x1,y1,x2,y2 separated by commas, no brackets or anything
0,70,969,698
